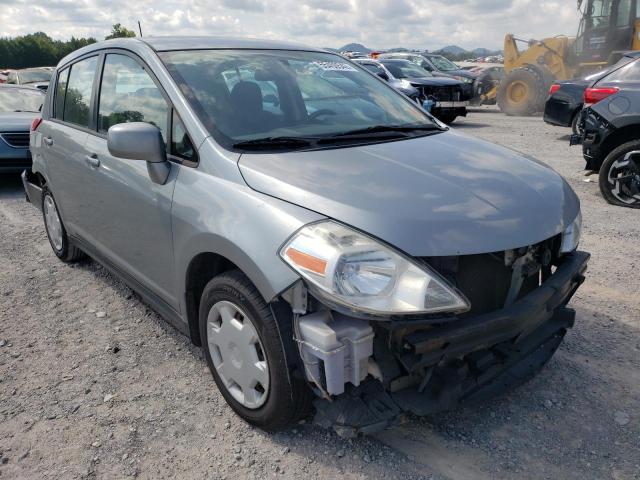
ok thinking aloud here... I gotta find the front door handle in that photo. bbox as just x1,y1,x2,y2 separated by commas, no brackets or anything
43,136,54,146
84,154,100,168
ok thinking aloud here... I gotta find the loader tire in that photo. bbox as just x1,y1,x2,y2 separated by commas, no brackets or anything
497,67,547,116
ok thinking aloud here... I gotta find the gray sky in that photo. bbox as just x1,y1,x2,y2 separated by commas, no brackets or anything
1,0,581,50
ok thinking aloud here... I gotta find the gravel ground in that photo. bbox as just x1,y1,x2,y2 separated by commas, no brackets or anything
1,108,638,480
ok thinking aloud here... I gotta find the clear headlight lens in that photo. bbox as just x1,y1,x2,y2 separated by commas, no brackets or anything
451,75,473,83
560,211,582,253
279,221,470,316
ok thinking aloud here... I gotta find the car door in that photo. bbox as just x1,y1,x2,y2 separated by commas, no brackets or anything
81,52,179,308
40,56,98,235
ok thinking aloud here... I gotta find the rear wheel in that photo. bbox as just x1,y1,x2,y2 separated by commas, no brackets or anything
42,187,85,263
199,270,312,430
497,67,547,116
598,140,640,208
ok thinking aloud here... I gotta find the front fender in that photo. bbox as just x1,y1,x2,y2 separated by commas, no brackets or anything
172,166,324,312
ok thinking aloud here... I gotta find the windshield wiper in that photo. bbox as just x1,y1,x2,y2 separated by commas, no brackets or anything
13,109,39,113
232,136,315,150
325,124,444,139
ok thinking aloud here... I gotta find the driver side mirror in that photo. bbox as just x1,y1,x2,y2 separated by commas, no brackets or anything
107,122,171,185
376,71,390,81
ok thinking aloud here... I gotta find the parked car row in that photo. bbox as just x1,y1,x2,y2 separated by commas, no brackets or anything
19,37,588,435
544,51,640,208
0,67,53,90
0,85,45,172
353,58,471,123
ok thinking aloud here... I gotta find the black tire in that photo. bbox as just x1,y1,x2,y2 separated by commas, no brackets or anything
571,109,584,136
435,112,458,124
598,140,640,208
199,270,312,430
41,187,85,263
497,66,547,116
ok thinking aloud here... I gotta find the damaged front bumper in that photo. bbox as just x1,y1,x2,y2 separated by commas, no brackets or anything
307,250,589,436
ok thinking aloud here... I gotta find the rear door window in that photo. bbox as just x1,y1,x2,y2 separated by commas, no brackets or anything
97,54,169,140
602,59,640,83
63,56,98,127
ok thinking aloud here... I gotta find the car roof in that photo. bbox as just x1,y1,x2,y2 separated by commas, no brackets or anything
56,36,330,69
141,36,326,52
18,66,54,72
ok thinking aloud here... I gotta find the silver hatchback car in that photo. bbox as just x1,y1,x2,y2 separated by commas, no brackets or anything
24,37,589,435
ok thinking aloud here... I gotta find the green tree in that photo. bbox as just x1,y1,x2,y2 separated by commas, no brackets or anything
105,24,136,40
0,32,96,69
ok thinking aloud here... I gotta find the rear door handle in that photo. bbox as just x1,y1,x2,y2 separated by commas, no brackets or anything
43,137,54,146
84,154,100,168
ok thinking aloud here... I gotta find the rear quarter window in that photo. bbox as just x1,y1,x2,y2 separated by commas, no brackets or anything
602,59,640,83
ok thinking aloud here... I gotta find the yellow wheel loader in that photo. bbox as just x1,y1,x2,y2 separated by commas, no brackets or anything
498,0,640,115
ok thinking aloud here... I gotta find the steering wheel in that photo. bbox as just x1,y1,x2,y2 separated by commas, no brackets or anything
308,109,337,121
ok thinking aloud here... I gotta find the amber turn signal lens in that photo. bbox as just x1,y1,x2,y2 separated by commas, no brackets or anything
285,248,327,275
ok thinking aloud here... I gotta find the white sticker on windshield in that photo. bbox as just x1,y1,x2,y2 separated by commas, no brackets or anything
312,61,358,72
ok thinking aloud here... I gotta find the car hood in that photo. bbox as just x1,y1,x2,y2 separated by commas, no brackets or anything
448,69,476,79
388,80,419,95
237,130,580,257
0,111,38,131
406,77,463,87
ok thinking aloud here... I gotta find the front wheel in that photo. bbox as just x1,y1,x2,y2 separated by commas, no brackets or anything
598,141,640,208
435,112,458,124
199,270,312,430
497,67,546,116
571,110,583,136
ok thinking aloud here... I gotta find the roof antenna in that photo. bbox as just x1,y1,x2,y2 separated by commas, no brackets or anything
138,20,143,37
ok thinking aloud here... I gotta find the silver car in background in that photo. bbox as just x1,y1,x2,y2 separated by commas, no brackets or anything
24,37,588,435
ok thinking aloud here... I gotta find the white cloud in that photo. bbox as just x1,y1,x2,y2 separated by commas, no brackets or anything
3,0,581,51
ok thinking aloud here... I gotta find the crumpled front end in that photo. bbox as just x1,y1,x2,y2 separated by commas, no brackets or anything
277,238,589,437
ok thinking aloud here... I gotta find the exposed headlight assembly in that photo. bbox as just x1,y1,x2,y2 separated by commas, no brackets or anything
560,211,582,253
279,221,470,316
451,75,473,84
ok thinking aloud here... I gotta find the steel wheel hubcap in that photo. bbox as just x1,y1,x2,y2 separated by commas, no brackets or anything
207,300,269,409
44,195,63,251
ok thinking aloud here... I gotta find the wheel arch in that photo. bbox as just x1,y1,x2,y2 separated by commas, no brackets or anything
599,124,640,168
180,235,300,346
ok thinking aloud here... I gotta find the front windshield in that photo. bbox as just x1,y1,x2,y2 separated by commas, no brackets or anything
18,69,51,84
0,88,44,112
381,61,431,79
428,56,459,72
160,49,436,149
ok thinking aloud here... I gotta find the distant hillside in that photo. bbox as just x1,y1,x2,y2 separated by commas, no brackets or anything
338,43,372,53
334,42,502,60
433,46,502,60
439,45,467,55
472,47,499,56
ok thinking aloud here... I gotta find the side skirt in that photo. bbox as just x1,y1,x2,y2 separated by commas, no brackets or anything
70,234,190,338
